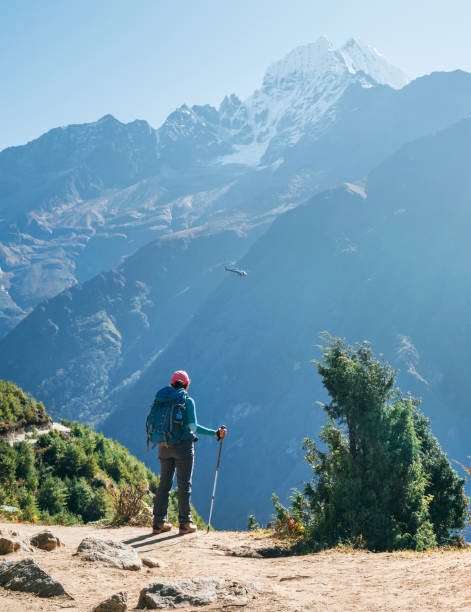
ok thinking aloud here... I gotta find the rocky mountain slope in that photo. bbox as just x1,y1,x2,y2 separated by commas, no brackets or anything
0,229,256,424
0,37,408,336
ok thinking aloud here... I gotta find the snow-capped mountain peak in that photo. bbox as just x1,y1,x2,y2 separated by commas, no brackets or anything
340,38,409,89
261,36,408,93
218,37,409,167
262,36,335,90
155,37,409,168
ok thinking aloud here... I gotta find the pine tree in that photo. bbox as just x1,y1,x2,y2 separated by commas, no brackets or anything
289,334,465,551
14,441,38,490
38,475,68,515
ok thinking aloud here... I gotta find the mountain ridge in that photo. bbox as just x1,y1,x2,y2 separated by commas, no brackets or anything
0,36,411,336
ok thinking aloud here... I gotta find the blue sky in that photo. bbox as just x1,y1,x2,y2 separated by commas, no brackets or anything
1,0,470,151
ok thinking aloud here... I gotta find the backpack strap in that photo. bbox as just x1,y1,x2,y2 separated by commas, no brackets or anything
162,401,174,447
146,407,152,452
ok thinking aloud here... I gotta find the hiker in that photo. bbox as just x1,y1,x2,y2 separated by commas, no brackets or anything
147,370,227,535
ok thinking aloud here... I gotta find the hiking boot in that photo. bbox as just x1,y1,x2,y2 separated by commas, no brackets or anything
152,522,172,534
179,522,197,535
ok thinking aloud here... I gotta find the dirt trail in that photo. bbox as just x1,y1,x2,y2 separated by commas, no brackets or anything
1,521,471,611
6,422,70,445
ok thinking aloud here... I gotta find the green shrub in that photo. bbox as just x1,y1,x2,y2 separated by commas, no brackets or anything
0,443,16,491
247,515,260,531
17,489,39,521
67,478,93,517
38,476,68,515
14,442,38,490
86,487,110,523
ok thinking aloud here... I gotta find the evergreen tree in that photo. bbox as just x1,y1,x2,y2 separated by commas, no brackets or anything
287,334,465,551
14,441,38,490
85,488,109,523
17,489,39,521
57,443,89,478
0,441,17,497
67,478,94,518
38,475,68,515
412,409,466,545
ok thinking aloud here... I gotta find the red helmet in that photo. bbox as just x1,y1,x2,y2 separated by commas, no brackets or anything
171,370,190,387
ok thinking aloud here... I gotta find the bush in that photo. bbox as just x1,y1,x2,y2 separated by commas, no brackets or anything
38,476,68,515
17,489,39,522
109,483,148,526
85,488,110,523
57,444,89,478
67,478,94,518
0,443,16,491
247,515,260,531
14,442,38,490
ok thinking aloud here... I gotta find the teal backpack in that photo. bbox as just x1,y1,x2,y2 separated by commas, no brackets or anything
146,386,189,448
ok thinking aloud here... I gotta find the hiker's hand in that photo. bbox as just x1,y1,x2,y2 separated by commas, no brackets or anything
216,425,227,441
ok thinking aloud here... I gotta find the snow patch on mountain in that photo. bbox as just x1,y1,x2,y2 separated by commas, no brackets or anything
219,140,270,166
396,334,429,385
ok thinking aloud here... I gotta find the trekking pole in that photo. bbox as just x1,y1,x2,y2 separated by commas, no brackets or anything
207,437,224,533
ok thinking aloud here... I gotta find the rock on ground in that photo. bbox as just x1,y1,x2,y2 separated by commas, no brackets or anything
0,535,31,554
0,557,72,598
92,590,128,612
0,536,21,554
30,529,62,551
75,537,142,571
137,578,252,609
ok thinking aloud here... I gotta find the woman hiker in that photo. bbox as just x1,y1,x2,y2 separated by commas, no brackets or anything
149,370,227,535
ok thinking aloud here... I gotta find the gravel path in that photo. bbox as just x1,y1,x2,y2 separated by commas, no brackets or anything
0,522,470,611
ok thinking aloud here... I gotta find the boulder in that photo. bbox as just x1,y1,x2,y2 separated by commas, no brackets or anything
141,557,165,569
92,591,127,612
0,557,72,598
30,529,62,551
75,537,142,571
0,536,31,554
137,579,252,609
0,537,21,555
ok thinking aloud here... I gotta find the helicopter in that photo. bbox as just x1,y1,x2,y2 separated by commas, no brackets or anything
225,266,248,277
